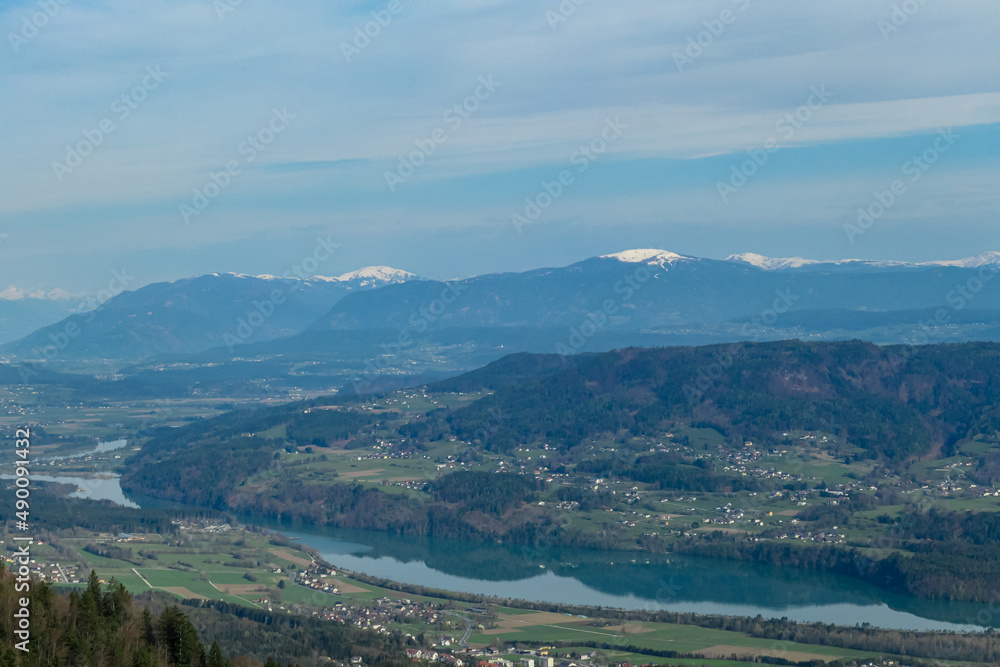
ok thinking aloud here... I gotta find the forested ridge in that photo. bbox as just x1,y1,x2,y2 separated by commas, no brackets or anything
119,341,1000,604
443,340,1000,459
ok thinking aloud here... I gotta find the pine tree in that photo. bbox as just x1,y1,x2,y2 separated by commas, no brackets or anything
208,641,229,667
142,607,157,645
159,605,206,666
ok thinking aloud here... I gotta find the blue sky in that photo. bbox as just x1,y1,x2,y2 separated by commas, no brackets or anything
1,0,998,294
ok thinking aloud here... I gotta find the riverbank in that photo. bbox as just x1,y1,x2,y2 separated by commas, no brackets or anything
304,551,1000,666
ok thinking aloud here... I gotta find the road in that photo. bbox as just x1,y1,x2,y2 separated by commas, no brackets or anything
445,611,474,647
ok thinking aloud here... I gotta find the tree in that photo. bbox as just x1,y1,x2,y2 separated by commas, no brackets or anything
159,605,205,666
208,642,229,667
141,608,157,645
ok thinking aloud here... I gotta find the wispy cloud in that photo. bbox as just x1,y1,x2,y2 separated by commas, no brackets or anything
0,0,997,289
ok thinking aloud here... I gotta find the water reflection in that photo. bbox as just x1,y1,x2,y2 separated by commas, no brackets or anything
2,472,138,508
39,438,129,462
263,521,994,633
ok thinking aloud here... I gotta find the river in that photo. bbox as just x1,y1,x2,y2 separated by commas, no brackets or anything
1,439,138,507
104,479,1000,632
38,438,129,461
257,520,997,633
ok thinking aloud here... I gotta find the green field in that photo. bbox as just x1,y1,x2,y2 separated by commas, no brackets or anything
470,616,881,664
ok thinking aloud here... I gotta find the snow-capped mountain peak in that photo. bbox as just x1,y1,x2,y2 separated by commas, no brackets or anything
334,266,417,284
601,249,691,266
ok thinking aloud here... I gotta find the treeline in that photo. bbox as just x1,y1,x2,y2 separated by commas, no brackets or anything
27,491,191,535
883,507,1000,546
577,452,763,493
122,436,276,508
286,409,377,447
670,532,1000,603
225,478,560,545
428,471,540,515
84,543,144,566
122,402,375,507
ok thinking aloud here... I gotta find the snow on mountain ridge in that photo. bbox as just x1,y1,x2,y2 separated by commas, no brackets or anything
930,251,1000,268
724,253,821,270
600,249,691,266
221,266,418,284
336,266,417,283
725,252,1000,270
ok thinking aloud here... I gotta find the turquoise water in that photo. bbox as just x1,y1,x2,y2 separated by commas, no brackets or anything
264,520,997,633
120,489,999,632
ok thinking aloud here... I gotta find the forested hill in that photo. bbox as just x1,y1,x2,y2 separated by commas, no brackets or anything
0,566,416,665
423,351,592,393
118,340,1000,603
443,340,1000,460
0,567,247,666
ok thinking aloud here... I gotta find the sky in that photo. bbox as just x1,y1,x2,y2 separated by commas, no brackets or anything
1,0,998,295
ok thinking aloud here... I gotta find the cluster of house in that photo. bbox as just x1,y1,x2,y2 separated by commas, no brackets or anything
774,529,845,544
472,656,556,667
295,567,342,595
2,553,82,584
469,650,613,667
404,649,464,664
319,597,450,631
722,461,800,482
171,518,233,533
403,650,568,667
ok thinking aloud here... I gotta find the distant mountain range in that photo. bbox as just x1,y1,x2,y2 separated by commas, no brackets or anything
0,267,417,361
2,250,999,366
312,249,1000,333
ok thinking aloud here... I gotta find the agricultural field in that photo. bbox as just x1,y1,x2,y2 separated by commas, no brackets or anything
29,522,913,665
